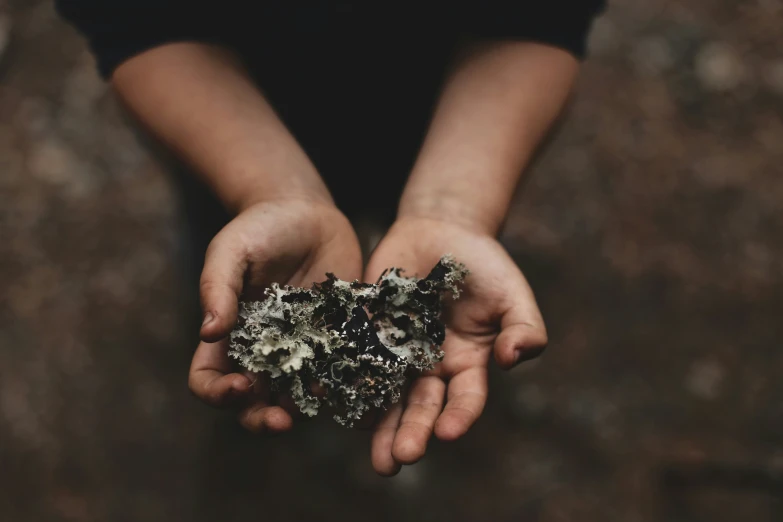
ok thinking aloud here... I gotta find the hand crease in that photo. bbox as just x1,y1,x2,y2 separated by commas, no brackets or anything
399,419,435,433
443,404,480,418
407,399,442,410
447,389,486,403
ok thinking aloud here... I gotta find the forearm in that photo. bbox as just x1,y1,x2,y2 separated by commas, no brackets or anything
112,42,331,213
399,41,579,235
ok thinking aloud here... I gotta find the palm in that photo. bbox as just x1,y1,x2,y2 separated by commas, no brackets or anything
189,199,363,433
232,201,362,291
365,217,547,476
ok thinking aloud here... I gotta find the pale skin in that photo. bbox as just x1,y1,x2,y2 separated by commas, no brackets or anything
112,40,578,475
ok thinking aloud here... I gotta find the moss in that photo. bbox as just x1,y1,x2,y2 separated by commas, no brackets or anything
229,255,468,426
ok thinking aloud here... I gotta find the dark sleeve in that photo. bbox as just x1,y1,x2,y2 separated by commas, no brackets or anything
54,0,223,79
458,1,607,59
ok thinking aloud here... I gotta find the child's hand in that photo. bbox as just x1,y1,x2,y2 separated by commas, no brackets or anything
188,198,362,433
364,217,547,475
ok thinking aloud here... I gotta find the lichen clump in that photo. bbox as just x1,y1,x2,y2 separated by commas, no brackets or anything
228,255,468,426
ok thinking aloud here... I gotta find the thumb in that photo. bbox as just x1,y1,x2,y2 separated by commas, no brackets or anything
199,236,248,342
493,296,548,370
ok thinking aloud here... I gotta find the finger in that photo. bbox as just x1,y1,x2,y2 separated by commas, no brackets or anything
237,374,294,433
199,234,248,342
371,402,404,477
493,295,548,370
188,339,251,407
391,376,446,464
494,320,548,370
434,367,487,441
238,402,294,434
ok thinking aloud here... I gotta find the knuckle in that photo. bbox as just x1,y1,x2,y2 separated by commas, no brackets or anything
199,278,222,295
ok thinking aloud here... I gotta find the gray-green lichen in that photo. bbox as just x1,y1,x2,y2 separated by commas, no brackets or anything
228,255,468,426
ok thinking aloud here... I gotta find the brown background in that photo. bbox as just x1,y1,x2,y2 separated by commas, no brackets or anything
1,1,782,521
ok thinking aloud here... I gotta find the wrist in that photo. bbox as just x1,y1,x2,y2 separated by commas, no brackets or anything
234,191,334,215
397,193,503,236
229,177,334,215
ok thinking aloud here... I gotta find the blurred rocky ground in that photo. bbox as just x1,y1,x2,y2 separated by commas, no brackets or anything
1,1,782,521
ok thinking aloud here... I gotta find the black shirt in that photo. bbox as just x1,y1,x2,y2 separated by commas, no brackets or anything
55,1,606,79
54,1,607,221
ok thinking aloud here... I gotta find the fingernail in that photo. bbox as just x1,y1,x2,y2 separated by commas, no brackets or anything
513,346,546,366
201,312,215,328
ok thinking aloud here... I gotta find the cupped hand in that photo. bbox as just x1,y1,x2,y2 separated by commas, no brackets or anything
188,198,362,433
365,217,548,475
